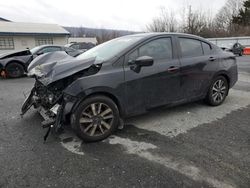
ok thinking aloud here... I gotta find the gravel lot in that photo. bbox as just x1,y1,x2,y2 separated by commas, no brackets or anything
0,56,250,188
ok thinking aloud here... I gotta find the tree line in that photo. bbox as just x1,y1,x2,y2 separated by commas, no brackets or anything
65,26,136,44
147,0,250,38
67,0,250,44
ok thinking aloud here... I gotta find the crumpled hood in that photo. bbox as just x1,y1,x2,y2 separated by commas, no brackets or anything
27,51,73,72
28,51,97,86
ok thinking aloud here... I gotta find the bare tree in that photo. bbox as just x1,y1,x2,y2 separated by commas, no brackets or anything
96,29,121,44
214,0,244,34
110,30,121,39
182,6,208,35
147,7,178,32
147,6,215,37
147,18,165,32
146,0,246,38
96,29,110,44
77,26,86,37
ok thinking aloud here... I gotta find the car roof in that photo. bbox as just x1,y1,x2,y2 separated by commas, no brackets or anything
123,32,207,41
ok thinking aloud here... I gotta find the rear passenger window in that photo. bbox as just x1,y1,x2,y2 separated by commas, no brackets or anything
202,42,212,55
128,38,173,61
179,38,203,58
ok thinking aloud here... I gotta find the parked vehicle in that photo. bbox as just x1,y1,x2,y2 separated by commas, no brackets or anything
0,45,82,78
65,42,95,52
221,42,245,56
21,33,238,142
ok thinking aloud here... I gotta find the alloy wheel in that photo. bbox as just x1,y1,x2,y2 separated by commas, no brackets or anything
212,79,227,103
79,103,114,137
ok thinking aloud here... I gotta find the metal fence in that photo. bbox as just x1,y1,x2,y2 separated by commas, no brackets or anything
207,37,250,48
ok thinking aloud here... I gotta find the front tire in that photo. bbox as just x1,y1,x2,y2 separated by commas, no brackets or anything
205,76,229,106
72,95,120,142
6,62,24,78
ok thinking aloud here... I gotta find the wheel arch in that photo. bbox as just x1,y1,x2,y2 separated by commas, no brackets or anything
213,72,230,87
205,72,230,106
204,71,231,97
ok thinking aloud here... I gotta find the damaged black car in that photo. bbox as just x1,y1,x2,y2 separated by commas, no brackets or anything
0,45,82,78
21,33,238,142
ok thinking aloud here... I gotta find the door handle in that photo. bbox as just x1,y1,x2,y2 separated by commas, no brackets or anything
167,66,179,73
209,57,216,61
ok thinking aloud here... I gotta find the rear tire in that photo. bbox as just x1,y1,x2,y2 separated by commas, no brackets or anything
72,95,120,142
6,62,24,78
205,76,229,106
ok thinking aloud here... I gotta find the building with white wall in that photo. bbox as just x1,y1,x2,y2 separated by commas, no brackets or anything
0,21,70,53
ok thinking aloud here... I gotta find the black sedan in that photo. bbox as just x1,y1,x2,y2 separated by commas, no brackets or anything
0,45,82,78
21,33,238,142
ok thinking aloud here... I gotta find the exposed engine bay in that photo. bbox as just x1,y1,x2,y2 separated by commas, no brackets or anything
34,65,100,109
21,60,101,141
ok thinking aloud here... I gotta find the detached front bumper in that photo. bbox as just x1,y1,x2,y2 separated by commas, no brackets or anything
21,89,59,128
38,103,63,132
21,88,35,116
20,79,79,141
21,88,78,130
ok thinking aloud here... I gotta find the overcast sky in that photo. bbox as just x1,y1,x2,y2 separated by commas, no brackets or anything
0,0,227,31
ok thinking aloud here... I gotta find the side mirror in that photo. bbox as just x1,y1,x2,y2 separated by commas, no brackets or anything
134,56,154,67
128,56,154,73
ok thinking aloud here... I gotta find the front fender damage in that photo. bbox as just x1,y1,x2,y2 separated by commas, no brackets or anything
21,64,101,141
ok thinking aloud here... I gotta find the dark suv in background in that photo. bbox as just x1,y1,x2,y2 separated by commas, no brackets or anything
222,42,245,56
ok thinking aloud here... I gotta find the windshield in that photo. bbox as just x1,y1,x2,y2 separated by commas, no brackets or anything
76,36,144,61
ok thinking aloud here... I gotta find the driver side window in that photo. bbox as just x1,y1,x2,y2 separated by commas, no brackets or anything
128,38,173,61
